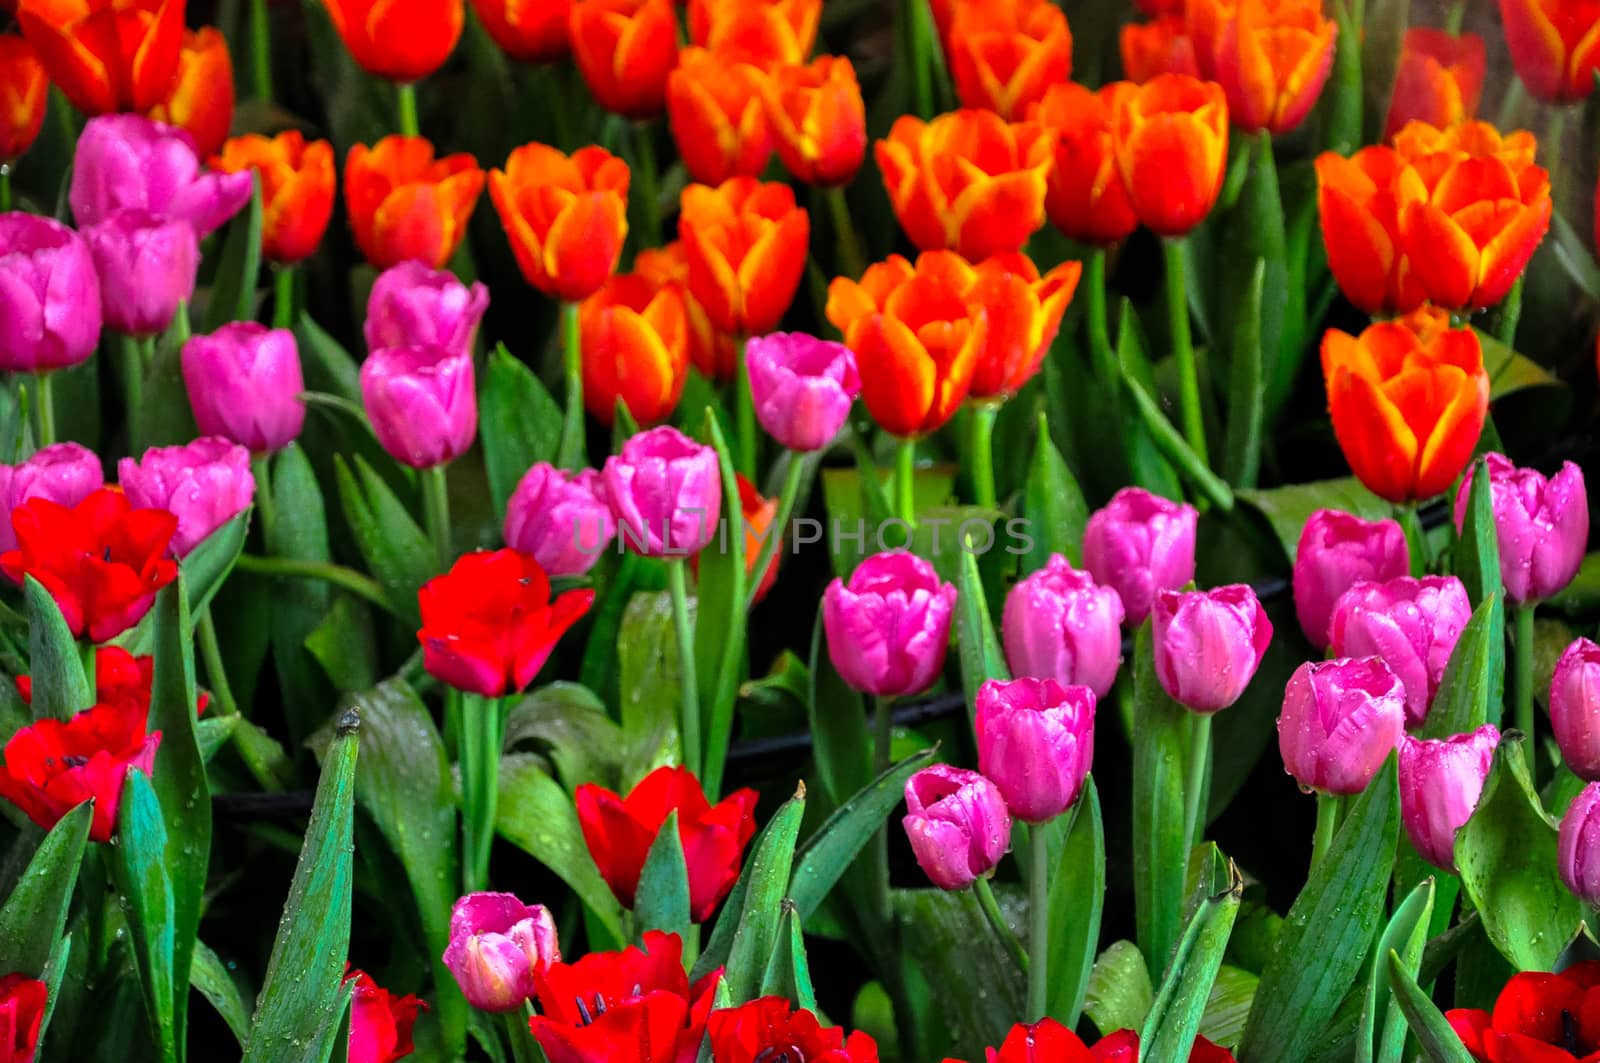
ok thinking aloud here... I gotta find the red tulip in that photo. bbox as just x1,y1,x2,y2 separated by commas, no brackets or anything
1447,960,1600,1061
17,645,208,718
677,177,809,335
568,0,678,119
0,696,160,843
345,970,424,1063
322,0,462,83
0,975,45,1063
708,997,879,1062
1384,28,1486,141
0,34,48,164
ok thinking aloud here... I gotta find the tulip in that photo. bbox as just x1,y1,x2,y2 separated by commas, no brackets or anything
1292,508,1410,650
1393,118,1539,174
687,0,819,66
0,34,47,164
70,114,253,240
902,764,1012,891
83,210,199,337
825,253,916,338
1278,656,1407,795
17,0,183,115
1191,0,1336,134
0,697,160,842
344,136,484,270
1002,554,1124,698
823,550,957,698
1398,725,1498,871
0,976,44,1063
948,0,1072,121
504,463,616,577
1321,312,1488,503
721,472,780,602
966,252,1081,399
441,892,560,1012
145,27,234,160
345,970,424,1063
1314,146,1427,314
117,438,254,557
757,55,868,188
1120,16,1201,84
1082,487,1199,627
601,425,722,557
470,0,569,62
0,213,102,373
744,331,860,452
580,274,689,427
181,322,306,454
360,345,477,470
211,132,337,265
876,108,1051,259
634,241,736,382
567,0,678,119
18,644,206,720
1384,29,1486,141
0,443,103,554
1552,638,1600,781
1029,82,1140,246
667,48,772,188
489,143,630,302
1562,783,1600,905
323,0,463,83
1113,74,1229,237
975,677,1095,823
1455,454,1588,605
1499,0,1600,103
1446,965,1600,1061
678,177,809,336
708,998,879,1063
365,261,489,356
1084,1030,1237,1063
1328,575,1472,728
1153,585,1273,714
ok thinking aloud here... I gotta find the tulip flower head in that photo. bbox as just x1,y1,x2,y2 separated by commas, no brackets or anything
1329,574,1471,728
1384,29,1486,141
212,131,338,264
1397,724,1498,871
181,322,307,454
1552,638,1600,782
1499,0,1600,103
1120,16,1201,84
471,0,570,63
580,273,690,427
117,438,254,556
757,55,868,188
70,114,252,240
17,644,208,720
902,764,1012,891
360,345,477,470
364,260,490,356
946,0,1073,121
0,443,103,555
323,0,463,82
1191,0,1337,134
1278,656,1407,795
635,241,737,382
0,975,44,1063
600,425,722,557
0,695,160,842
346,970,424,1063
975,677,1095,823
1082,487,1199,626
1002,554,1125,698
687,0,819,66
0,34,47,164
146,27,234,160
504,463,616,578
1029,81,1141,245
489,143,630,302
707,997,879,1063
744,331,861,452
1292,508,1410,650
344,136,485,270
1153,584,1273,714
568,0,679,118
1561,783,1600,906
823,550,958,698
667,48,772,188
678,177,809,336
441,892,560,1013
1454,453,1588,606
1113,74,1229,236
17,0,184,115
966,252,1081,399
83,210,199,337
0,213,102,373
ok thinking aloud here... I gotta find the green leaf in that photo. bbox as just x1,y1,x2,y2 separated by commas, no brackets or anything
480,344,561,520
1085,940,1155,1038
1047,778,1105,1028
0,802,90,976
1418,593,1505,738
1239,755,1400,1063
759,903,817,1011
202,174,263,332
1199,966,1258,1050
23,576,88,720
695,409,747,798
724,784,806,1004
1456,735,1584,971
1133,620,1188,980
1551,209,1600,302
1022,411,1089,569
955,545,1008,714
1236,478,1392,565
266,445,333,743
111,772,178,1063
634,810,691,941
1385,951,1477,1063
183,510,250,617
894,886,1026,1056
1454,457,1502,609
293,313,362,403
1478,329,1567,403
1141,845,1243,1062
1119,366,1234,513
242,713,358,1063
505,683,623,794
191,941,251,1048
619,591,684,784
303,596,378,693
1322,0,1362,152
333,454,435,621
1222,259,1267,488
195,715,237,762
1357,877,1434,1063
805,608,870,807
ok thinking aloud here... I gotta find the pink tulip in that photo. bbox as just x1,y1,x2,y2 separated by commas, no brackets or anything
1293,508,1410,649
902,764,1012,891
70,114,251,238
1328,575,1471,728
360,345,478,470
1278,656,1407,795
1001,554,1124,699
822,550,956,698
441,891,560,1013
1552,638,1600,781
1082,487,1197,626
1152,584,1273,714
181,322,306,454
600,426,722,557
1397,724,1498,871
0,443,103,553
1562,783,1600,905
0,213,102,372
118,437,254,556
365,261,490,356
1455,453,1588,605
82,210,198,337
504,463,616,577
975,677,1094,823
745,331,861,451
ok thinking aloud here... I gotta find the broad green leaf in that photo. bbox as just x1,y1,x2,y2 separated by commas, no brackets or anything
1222,259,1266,488
893,887,1026,1056
1236,479,1392,565
303,596,378,693
1385,951,1477,1063
24,576,88,720
955,546,1008,713
333,454,435,621
184,509,250,617
1141,845,1242,1062
1022,411,1089,570
0,802,89,976
1419,593,1505,739
695,409,747,799
267,445,333,743
1478,329,1566,402
1322,0,1361,152
579,552,639,710
505,683,623,794
724,784,806,1004
1085,940,1154,1037
1199,966,1257,1050
111,772,178,1063
1118,367,1233,512
1133,621,1188,979
195,715,237,762
191,941,251,1047
1047,778,1104,1028
1454,457,1502,609
759,903,816,1012
293,312,362,403
1357,878,1434,1063
618,591,684,784
202,174,263,332
481,344,561,520
634,810,690,941
1112,301,1182,501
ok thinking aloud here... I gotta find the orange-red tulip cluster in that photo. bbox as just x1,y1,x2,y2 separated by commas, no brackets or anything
17,0,183,115
489,143,630,302
213,131,337,264
687,0,819,67
345,136,484,270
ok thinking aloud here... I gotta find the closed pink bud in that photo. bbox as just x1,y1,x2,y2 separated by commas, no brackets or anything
1002,554,1124,698
360,345,478,470
181,322,306,454
1454,453,1588,605
823,550,957,698
83,210,198,337
504,463,616,577
118,437,254,556
1398,724,1498,871
1551,638,1600,781
1082,487,1197,626
1278,656,1407,795
1561,783,1600,905
1293,508,1410,649
441,891,560,1013
975,677,1095,823
70,114,251,239
364,261,490,356
1152,584,1273,714
1328,575,1471,729
745,331,861,451
600,426,723,557
0,213,102,372
902,764,1012,891
0,443,103,553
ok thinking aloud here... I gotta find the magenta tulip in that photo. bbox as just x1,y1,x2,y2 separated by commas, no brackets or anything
1328,575,1471,728
1278,656,1407,795
0,213,102,372
360,345,478,470
442,892,560,1013
1082,487,1197,626
902,764,1012,891
1397,724,1499,871
82,210,198,337
1293,508,1410,649
0,443,103,553
118,438,254,556
822,550,957,698
600,426,722,557
1455,453,1589,605
364,261,490,356
1001,554,1124,699
745,331,861,452
181,322,307,454
70,114,251,238
975,677,1094,823
504,463,616,577
1562,783,1600,905
1152,584,1273,714
1552,638,1600,781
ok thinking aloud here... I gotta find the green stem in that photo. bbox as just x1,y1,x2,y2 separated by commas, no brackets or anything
34,373,54,448
1162,238,1208,468
1515,603,1535,745
558,301,587,470
895,438,915,528
666,560,702,776
1444,0,1465,33
503,1006,540,1063
396,82,420,137
249,0,273,101
973,875,1028,975
1495,279,1524,350
1027,822,1049,1020
905,0,935,117
461,695,504,892
735,336,755,479
79,639,96,694
1184,714,1212,856
826,187,866,279
745,454,807,611
969,402,999,510
0,168,11,213
1085,249,1117,386
195,606,240,717
121,336,145,441
272,266,296,329
873,695,894,922
249,454,277,547
1311,793,1340,872
423,464,452,570
234,554,396,615
633,122,660,247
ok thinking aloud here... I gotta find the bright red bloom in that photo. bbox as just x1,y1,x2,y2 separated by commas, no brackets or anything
17,645,207,718
687,0,819,66
1121,16,1201,83
1030,81,1140,245
17,0,184,115
576,765,758,922
0,974,46,1063
0,489,177,644
0,697,160,843
0,34,48,164
677,177,810,336
947,0,1073,121
1448,960,1600,1061
471,0,570,63
345,969,424,1063
667,47,772,187
1087,1029,1237,1062
344,136,485,270
708,997,879,1063
943,1022,1238,1063
323,0,462,83
757,54,868,188
568,0,679,119
1498,0,1600,103
145,26,233,159
530,930,720,1063
489,142,630,301
1384,28,1486,141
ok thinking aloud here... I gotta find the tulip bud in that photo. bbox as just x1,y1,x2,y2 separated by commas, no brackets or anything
441,891,560,1013
365,261,490,357
504,463,616,578
1293,509,1410,650
1552,638,1600,781
1152,585,1273,714
1278,656,1407,795
902,765,1012,891
600,425,722,558
823,550,957,698
1082,487,1197,626
83,210,199,337
1328,575,1471,728
0,443,104,554
1454,453,1588,605
1398,725,1498,871
1561,783,1600,905
0,214,102,373
1001,554,1124,698
975,677,1095,823
360,345,478,470
118,438,255,556
744,332,861,452
70,114,252,239
181,322,306,454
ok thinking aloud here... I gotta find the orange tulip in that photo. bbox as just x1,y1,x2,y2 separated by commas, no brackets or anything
687,0,819,66
1113,74,1229,237
0,34,48,164
323,0,463,82
667,47,772,187
580,272,689,426
212,131,337,264
17,0,183,115
1321,312,1488,504
489,143,630,302
824,253,917,338
568,0,678,119
737,473,779,600
1030,81,1139,245
146,27,232,160
757,54,866,187
1191,0,1336,134
1384,28,1485,141
966,252,1081,399
876,108,1052,260
947,0,1073,121
1120,16,1200,84
470,0,570,63
345,136,484,270
677,177,810,336
635,241,737,381
1393,119,1538,177
1314,146,1424,314
1498,0,1600,103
